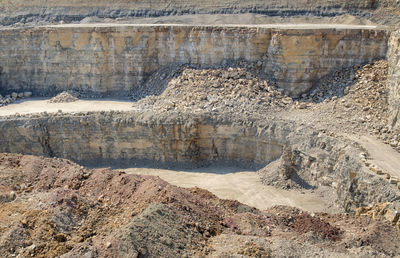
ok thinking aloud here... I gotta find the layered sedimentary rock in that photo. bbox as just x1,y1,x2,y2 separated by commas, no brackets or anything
0,0,382,25
0,24,388,97
389,29,400,129
0,112,284,165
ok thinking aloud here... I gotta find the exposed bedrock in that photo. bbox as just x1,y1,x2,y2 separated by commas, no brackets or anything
0,0,384,26
389,29,400,129
0,112,285,166
0,25,389,97
0,111,398,212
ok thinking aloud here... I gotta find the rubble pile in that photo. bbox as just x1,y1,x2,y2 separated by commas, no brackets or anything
0,91,32,107
49,91,79,103
295,60,400,152
134,66,299,114
356,202,400,231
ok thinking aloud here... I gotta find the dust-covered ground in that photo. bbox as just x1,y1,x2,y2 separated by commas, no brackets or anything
121,166,336,213
0,153,399,257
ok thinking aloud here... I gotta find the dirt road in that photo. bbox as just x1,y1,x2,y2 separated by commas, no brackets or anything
347,134,400,179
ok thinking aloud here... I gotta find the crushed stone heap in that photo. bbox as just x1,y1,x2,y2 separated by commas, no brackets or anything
49,91,79,103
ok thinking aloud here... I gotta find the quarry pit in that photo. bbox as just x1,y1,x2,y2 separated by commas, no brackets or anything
1,11,400,258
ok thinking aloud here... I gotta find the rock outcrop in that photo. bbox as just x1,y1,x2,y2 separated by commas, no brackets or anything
0,112,285,165
0,25,388,97
389,29,400,129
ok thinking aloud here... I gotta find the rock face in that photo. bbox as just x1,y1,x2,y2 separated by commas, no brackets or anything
0,113,284,166
389,29,400,129
0,25,388,97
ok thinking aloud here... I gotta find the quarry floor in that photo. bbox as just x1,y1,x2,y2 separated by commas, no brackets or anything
121,166,334,213
0,98,133,116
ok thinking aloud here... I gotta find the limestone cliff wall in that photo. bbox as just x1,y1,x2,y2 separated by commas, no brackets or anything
0,25,389,97
389,30,400,129
0,112,284,166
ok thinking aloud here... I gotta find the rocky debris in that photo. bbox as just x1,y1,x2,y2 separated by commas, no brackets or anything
133,64,301,115
237,241,272,257
132,60,397,159
258,146,321,189
0,190,16,203
0,91,32,107
356,202,400,231
259,146,315,190
0,153,399,257
49,91,79,103
299,60,389,130
130,64,185,101
285,60,400,154
291,213,342,241
363,158,400,189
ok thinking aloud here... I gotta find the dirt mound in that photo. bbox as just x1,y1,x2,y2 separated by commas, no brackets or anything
49,91,79,103
291,213,342,241
0,153,399,257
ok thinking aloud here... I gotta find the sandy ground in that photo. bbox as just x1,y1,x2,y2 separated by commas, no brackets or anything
0,98,134,116
75,13,377,27
121,166,330,212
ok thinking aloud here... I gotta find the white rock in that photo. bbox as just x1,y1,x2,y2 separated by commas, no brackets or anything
23,91,32,98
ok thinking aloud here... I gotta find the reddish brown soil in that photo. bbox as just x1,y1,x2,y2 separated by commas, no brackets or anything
0,153,399,257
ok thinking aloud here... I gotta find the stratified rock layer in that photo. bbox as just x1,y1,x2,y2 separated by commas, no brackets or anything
0,25,388,97
0,113,284,165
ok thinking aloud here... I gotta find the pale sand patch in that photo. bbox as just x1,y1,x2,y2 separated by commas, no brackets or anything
0,98,134,116
122,166,330,212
